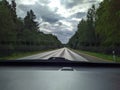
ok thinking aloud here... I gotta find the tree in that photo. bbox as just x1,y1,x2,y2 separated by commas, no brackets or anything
68,5,97,49
0,0,62,56
86,5,97,46
11,0,17,19
24,10,39,31
96,0,110,46
96,0,120,47
69,0,120,55
11,0,16,12
0,0,16,43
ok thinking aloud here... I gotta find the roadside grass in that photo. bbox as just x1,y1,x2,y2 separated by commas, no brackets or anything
74,49,120,62
0,49,54,60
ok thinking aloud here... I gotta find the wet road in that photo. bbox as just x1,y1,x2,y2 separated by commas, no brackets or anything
18,48,88,61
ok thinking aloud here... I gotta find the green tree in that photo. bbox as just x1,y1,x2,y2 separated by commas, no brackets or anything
0,0,62,56
0,0,16,43
86,5,96,46
96,0,120,47
24,10,39,31
68,5,97,49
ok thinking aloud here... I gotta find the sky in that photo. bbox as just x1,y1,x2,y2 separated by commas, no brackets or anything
8,0,103,44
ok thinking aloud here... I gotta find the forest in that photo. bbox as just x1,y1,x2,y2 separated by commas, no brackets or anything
68,0,120,56
0,0,62,56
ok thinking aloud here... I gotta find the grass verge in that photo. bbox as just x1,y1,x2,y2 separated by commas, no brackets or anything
74,50,120,62
0,49,54,60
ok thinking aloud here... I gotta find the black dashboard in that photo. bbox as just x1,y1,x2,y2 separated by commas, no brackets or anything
0,59,120,90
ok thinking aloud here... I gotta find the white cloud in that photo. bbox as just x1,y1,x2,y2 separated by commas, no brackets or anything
7,0,103,44
58,20,72,28
19,0,38,5
48,0,61,11
40,28,52,34
71,18,82,21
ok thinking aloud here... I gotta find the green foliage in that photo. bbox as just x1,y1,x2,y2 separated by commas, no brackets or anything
0,0,16,46
68,5,97,48
96,0,120,47
68,0,120,55
0,0,62,56
24,10,39,31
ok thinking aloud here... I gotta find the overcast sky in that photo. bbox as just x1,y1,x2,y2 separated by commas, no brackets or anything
8,0,103,44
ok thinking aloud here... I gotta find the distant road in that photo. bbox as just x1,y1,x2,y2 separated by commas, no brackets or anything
18,48,88,61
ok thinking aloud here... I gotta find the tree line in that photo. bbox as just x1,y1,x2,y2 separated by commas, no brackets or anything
68,0,120,55
0,0,62,56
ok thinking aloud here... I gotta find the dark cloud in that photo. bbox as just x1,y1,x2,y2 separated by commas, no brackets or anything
70,12,87,18
41,14,61,23
18,4,30,12
61,0,100,9
18,3,63,23
60,0,82,9
7,0,103,44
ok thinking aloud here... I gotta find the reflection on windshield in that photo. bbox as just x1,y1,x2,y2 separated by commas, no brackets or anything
0,0,120,62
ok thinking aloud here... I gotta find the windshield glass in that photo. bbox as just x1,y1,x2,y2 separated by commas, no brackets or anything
0,0,120,63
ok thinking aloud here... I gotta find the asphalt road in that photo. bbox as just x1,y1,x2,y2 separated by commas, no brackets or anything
18,48,88,61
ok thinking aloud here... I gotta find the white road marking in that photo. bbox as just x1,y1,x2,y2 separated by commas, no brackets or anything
17,48,88,61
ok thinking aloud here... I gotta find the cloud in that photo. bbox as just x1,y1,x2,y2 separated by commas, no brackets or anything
61,0,102,9
7,0,103,44
71,12,87,18
18,3,63,23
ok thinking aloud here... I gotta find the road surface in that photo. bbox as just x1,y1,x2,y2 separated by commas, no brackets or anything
18,48,88,61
